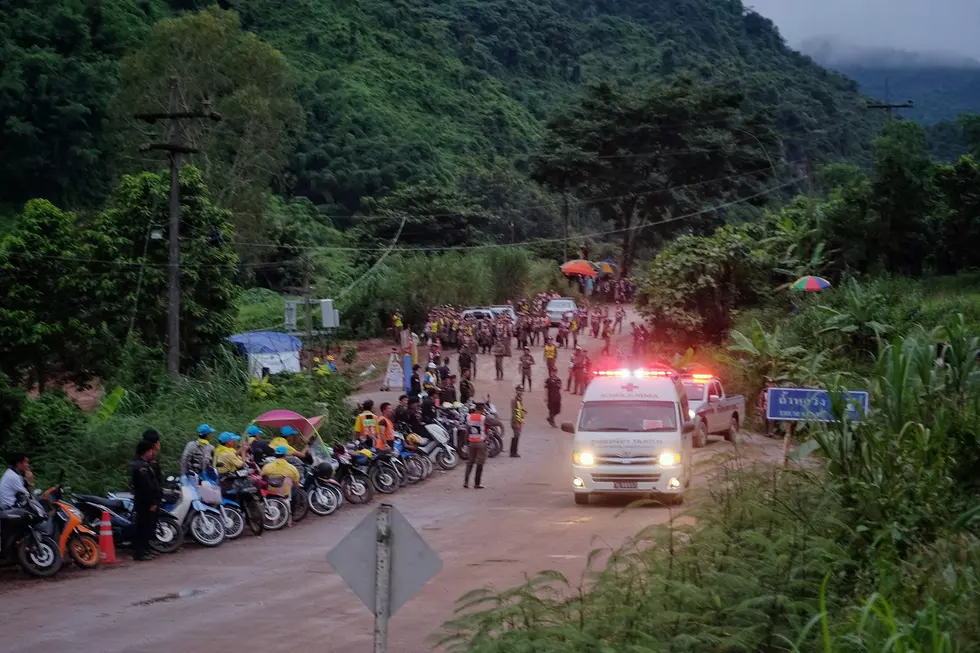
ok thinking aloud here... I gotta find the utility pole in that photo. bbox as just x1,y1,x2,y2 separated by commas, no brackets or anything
562,193,569,262
867,78,913,120
135,77,220,379
303,255,315,381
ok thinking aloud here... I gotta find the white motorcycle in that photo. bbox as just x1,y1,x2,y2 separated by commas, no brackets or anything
162,474,225,547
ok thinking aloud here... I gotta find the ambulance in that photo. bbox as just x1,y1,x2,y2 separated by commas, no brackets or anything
562,366,693,505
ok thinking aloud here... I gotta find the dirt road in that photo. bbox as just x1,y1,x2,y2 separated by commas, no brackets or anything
0,319,778,652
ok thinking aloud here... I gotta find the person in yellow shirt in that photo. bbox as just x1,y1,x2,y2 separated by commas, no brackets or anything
268,426,307,458
214,432,245,475
543,338,558,375
353,400,379,447
261,446,301,525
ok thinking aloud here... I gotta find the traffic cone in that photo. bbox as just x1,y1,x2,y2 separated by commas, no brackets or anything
98,510,118,564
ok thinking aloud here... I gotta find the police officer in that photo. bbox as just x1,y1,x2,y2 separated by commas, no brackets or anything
132,439,162,561
459,369,475,404
510,386,526,458
545,369,563,428
463,402,502,489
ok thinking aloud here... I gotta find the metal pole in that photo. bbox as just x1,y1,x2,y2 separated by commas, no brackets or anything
166,79,181,379
374,503,393,653
782,422,793,467
562,193,569,262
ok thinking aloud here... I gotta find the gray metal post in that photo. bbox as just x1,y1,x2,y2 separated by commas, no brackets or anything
374,503,393,653
166,80,181,379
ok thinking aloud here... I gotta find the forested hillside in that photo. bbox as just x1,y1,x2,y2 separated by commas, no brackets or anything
2,0,879,222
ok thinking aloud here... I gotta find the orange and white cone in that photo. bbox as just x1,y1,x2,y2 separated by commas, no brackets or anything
98,510,118,564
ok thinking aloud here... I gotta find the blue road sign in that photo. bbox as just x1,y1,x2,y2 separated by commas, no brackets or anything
766,387,869,423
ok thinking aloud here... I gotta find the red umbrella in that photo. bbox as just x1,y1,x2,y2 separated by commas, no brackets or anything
251,409,322,437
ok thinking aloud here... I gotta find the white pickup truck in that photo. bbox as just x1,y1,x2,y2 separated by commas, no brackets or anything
681,374,745,448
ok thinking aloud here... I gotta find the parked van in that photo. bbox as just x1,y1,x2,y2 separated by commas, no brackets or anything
562,367,693,505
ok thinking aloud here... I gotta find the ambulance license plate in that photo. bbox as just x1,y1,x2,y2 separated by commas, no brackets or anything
613,481,637,489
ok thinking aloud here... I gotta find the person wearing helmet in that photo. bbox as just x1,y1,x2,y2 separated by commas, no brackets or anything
463,402,502,489
180,424,216,477
325,355,337,374
214,432,245,475
261,446,300,525
423,363,438,391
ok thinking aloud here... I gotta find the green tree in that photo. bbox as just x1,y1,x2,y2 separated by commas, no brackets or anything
0,200,114,389
355,181,500,249
96,166,239,371
871,121,938,275
532,80,779,275
933,156,980,274
112,7,304,249
0,0,164,209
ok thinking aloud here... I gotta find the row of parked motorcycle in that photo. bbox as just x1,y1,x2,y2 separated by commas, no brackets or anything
0,400,504,579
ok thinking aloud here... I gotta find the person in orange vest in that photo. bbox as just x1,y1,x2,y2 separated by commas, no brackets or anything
463,402,502,489
375,403,397,451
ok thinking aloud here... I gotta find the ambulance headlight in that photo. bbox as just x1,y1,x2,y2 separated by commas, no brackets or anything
688,408,696,420
658,452,680,467
574,451,595,467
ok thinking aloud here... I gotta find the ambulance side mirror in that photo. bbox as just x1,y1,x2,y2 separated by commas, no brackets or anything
682,421,695,434
560,422,575,434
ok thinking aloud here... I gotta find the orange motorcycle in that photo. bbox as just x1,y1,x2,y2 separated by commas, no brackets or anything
41,486,101,569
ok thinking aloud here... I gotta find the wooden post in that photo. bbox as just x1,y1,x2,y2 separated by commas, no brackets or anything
374,503,393,653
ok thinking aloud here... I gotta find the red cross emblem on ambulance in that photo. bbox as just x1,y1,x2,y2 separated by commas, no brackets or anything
622,383,639,392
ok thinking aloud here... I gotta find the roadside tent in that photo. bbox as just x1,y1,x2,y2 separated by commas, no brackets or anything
227,331,302,379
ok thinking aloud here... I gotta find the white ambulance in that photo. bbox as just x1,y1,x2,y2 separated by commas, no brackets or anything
561,366,693,505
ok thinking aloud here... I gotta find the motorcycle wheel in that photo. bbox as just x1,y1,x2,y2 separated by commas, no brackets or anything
404,456,424,484
190,511,225,547
436,448,459,470
488,430,503,458
245,499,265,536
69,533,101,569
151,516,184,554
221,506,245,540
263,497,290,531
292,489,309,522
326,483,345,509
419,455,434,477
343,474,374,504
17,534,62,578
309,486,338,516
370,464,399,494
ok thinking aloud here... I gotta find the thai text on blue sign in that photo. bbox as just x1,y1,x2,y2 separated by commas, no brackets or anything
766,387,869,423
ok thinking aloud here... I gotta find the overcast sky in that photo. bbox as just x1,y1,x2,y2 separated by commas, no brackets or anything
747,0,980,60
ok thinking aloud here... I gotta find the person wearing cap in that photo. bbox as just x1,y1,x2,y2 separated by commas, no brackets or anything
510,386,526,457
439,374,458,405
492,338,506,380
519,346,535,391
180,424,216,477
261,446,300,525
246,425,275,462
269,426,308,459
543,338,558,375
410,364,422,396
353,400,379,448
459,369,474,405
423,363,438,391
214,432,245,475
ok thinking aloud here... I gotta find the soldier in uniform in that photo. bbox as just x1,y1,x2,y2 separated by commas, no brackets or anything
519,347,535,391
510,386,526,458
545,369,563,427
492,339,506,380
459,369,475,405
132,439,162,561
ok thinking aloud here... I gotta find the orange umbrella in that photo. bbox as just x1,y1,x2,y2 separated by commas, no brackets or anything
560,260,598,277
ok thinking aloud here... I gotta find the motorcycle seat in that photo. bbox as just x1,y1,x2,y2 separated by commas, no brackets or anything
75,494,128,511
0,508,29,520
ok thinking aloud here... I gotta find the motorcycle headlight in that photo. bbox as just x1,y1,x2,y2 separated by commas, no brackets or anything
658,452,681,467
574,451,595,467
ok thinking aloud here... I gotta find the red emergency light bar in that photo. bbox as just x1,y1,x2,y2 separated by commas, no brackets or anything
593,368,673,378
688,373,714,381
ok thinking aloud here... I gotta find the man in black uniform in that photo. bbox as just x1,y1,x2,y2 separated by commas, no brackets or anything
410,365,422,396
545,370,563,428
139,428,163,485
422,388,439,422
132,439,162,561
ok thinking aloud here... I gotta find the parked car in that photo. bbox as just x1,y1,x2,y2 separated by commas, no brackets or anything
681,373,745,448
545,298,578,326
489,305,517,322
461,308,493,322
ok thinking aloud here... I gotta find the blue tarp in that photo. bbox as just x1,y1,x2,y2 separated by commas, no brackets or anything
227,331,302,355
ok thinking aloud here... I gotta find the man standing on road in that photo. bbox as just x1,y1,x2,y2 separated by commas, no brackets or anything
132,440,162,561
140,429,164,485
510,386,526,458
614,303,626,334
519,347,535,391
410,364,421,396
545,370,562,427
460,369,475,405
463,402,502,489
543,338,558,376
492,339,506,380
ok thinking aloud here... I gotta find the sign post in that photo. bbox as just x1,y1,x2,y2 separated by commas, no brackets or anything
766,387,869,465
373,504,392,653
327,503,442,653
